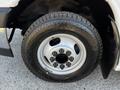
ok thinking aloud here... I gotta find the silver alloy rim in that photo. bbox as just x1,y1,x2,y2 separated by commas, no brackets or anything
37,34,87,75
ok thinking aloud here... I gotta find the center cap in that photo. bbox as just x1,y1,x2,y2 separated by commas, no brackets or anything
56,54,68,64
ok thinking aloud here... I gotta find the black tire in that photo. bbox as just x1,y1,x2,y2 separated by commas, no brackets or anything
21,12,103,82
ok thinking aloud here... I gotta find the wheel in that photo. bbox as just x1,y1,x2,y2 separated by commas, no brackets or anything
21,12,102,82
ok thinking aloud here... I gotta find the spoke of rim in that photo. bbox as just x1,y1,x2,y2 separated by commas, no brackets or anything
59,37,76,51
43,42,54,65
44,56,52,64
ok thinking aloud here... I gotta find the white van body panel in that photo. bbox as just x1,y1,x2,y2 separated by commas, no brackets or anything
0,0,20,7
106,0,120,71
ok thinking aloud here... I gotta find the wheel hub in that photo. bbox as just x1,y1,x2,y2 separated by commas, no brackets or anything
49,47,75,69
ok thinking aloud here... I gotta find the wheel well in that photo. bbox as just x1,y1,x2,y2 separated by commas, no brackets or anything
7,0,115,47
7,0,116,77
7,0,114,30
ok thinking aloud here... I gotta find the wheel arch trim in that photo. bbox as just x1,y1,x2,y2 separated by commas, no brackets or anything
106,0,120,71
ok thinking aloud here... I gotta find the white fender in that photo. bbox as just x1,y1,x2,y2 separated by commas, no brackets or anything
0,0,20,7
106,0,120,71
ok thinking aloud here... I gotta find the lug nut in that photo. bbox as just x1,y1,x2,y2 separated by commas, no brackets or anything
52,51,58,56
53,62,58,68
50,57,55,62
66,62,71,67
59,48,64,54
66,51,71,56
60,64,65,69
69,57,74,62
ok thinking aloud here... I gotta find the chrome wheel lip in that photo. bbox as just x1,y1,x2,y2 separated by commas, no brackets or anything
37,34,87,75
